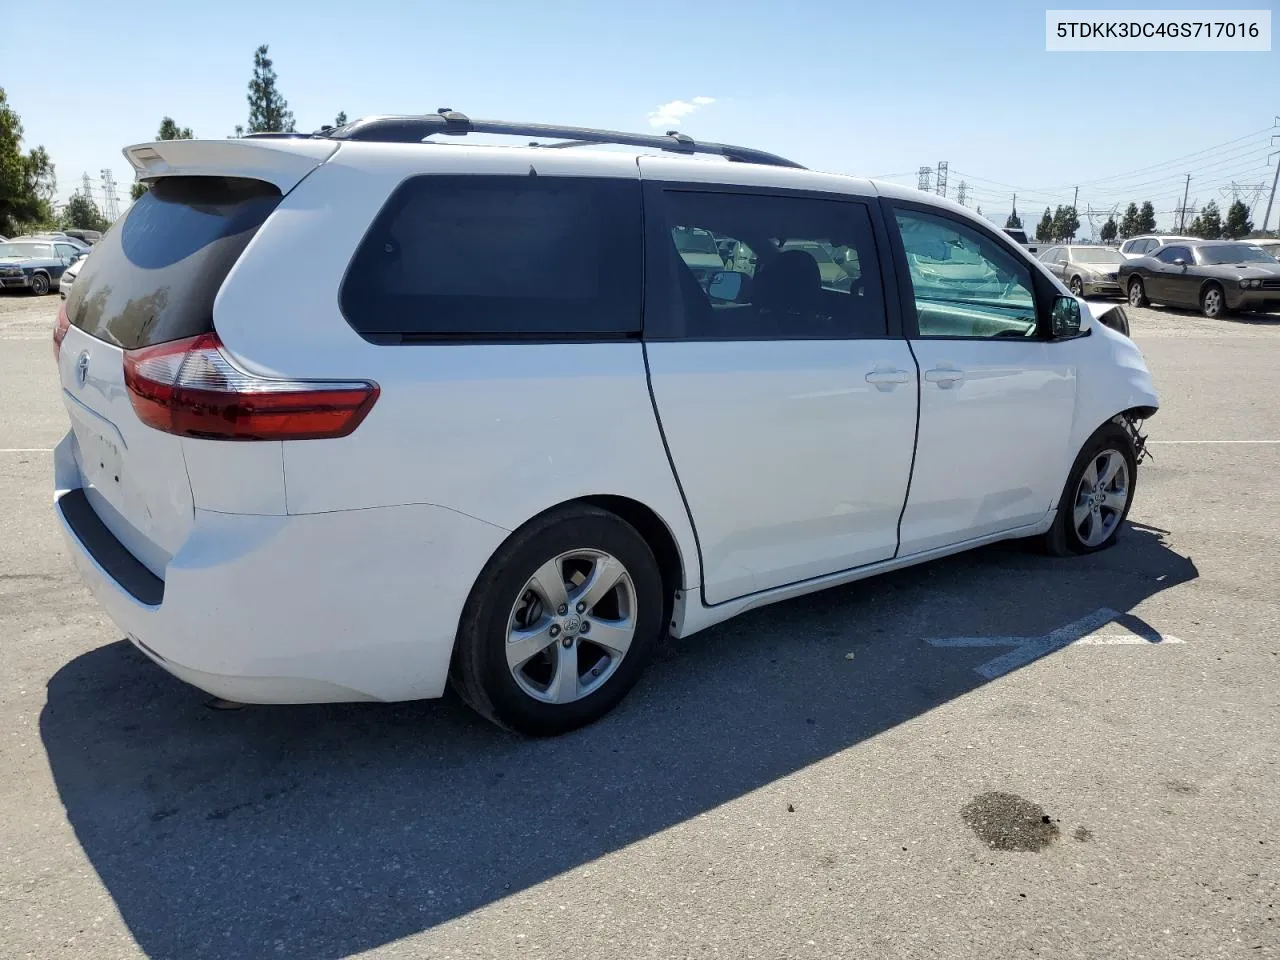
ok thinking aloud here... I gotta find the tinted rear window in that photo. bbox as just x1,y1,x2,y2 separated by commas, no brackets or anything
67,176,282,350
339,175,642,341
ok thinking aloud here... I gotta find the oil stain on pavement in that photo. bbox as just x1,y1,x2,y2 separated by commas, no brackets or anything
961,791,1060,852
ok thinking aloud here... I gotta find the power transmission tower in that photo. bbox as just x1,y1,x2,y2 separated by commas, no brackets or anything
100,169,120,222
81,172,93,201
935,161,948,198
1085,204,1118,241
917,165,932,192
956,180,968,206
1263,120,1280,234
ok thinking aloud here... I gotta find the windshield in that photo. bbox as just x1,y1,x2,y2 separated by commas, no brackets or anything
1198,244,1278,265
1073,248,1124,264
672,227,719,255
0,242,53,259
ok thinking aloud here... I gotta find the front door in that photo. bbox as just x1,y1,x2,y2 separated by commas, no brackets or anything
887,203,1077,556
1147,245,1189,304
640,173,918,605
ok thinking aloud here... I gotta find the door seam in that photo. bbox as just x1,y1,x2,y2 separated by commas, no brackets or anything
895,338,923,561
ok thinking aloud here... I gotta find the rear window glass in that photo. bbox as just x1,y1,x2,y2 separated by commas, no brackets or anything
67,176,282,350
339,175,642,340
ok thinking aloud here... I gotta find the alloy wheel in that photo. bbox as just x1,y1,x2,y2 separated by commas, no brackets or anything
1073,448,1130,548
505,549,637,704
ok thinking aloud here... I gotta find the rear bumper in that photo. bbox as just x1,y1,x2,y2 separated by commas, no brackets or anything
54,432,509,704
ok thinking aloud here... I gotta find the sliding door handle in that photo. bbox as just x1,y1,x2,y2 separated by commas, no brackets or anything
865,369,911,386
924,367,965,387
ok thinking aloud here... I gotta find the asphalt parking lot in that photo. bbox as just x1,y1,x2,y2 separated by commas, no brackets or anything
1,292,1277,959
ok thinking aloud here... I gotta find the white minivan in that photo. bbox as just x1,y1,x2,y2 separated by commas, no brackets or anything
53,113,1159,735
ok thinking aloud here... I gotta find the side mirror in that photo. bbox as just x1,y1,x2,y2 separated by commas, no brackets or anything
1051,295,1085,338
707,270,746,303
1173,258,1187,268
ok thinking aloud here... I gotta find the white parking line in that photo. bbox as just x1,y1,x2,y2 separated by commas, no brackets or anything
1148,440,1280,444
927,608,1184,679
0,448,53,453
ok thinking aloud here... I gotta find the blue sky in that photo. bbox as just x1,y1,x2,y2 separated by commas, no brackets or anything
3,0,1277,233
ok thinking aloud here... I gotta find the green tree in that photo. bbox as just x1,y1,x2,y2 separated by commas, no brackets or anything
0,87,57,235
62,191,109,232
1137,201,1157,234
334,111,348,127
1035,207,1053,243
1119,202,1140,239
157,116,194,141
132,117,195,201
1222,199,1253,240
1005,209,1022,230
1192,200,1222,239
1100,217,1117,243
247,45,295,134
1051,205,1080,242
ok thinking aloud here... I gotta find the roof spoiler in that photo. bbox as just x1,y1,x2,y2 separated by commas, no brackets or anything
122,137,339,192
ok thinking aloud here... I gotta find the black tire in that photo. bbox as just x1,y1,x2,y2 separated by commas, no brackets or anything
1199,282,1228,319
1069,275,1084,297
29,272,50,296
1127,277,1148,308
450,504,664,736
1041,421,1138,557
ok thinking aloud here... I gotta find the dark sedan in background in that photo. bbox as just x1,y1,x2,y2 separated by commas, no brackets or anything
1118,240,1280,318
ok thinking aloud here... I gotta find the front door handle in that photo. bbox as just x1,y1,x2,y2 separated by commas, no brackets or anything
865,369,910,387
924,367,965,388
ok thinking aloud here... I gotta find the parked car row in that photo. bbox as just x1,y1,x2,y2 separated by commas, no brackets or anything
0,237,89,295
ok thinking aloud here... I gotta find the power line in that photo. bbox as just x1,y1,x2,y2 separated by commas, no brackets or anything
1018,122,1278,193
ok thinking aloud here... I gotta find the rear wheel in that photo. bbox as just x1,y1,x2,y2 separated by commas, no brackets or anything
29,273,50,296
1042,422,1137,556
1127,277,1147,308
450,505,665,736
1200,282,1227,319
1069,275,1084,297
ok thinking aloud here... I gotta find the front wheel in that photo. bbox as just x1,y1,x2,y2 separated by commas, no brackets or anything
1127,277,1148,308
1042,423,1137,556
1069,275,1084,297
450,505,665,736
29,273,50,296
1200,283,1227,319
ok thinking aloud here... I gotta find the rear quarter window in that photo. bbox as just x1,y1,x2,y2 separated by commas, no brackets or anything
339,175,642,341
67,176,282,350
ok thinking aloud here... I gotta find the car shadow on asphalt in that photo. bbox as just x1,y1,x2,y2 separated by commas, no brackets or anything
40,523,1197,959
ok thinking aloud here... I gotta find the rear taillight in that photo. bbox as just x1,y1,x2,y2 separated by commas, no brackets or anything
123,333,379,441
53,302,70,361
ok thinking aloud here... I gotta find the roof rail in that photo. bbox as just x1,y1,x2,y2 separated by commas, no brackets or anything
322,110,805,169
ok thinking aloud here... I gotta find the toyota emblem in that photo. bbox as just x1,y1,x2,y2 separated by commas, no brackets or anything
75,351,90,387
